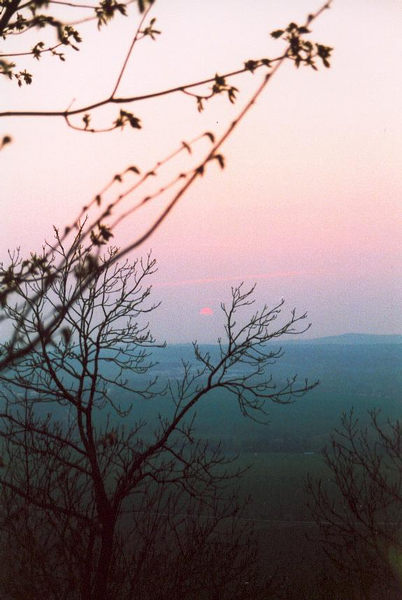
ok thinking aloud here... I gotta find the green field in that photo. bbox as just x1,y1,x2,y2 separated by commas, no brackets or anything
224,452,331,597
236,451,328,520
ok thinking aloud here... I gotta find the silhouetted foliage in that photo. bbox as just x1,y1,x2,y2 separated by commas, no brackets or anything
0,234,316,600
307,410,402,599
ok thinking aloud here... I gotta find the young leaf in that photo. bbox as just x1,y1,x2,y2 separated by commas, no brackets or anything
182,141,192,154
213,154,225,169
244,59,258,73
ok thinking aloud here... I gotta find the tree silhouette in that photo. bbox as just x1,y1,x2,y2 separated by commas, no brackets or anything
0,233,317,600
307,410,402,600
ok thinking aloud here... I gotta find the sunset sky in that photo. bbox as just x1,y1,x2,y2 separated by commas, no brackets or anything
1,0,401,343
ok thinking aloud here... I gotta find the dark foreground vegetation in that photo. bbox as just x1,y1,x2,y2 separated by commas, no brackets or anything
1,326,400,599
148,339,402,599
0,243,317,600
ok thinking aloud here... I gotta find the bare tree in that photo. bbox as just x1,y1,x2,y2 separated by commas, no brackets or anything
307,410,402,600
0,235,317,600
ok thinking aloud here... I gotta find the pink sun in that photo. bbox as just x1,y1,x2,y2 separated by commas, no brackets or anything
199,307,213,316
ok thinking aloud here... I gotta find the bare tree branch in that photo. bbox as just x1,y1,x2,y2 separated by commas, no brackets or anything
0,242,315,599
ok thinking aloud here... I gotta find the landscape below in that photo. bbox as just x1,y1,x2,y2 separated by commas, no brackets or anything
145,334,402,597
1,334,400,597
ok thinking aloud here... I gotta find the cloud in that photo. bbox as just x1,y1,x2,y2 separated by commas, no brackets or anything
155,270,322,289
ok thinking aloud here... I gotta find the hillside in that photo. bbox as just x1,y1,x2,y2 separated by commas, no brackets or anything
141,338,402,452
293,333,402,345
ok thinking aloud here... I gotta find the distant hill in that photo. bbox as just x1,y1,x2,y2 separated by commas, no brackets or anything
297,333,402,345
163,334,402,348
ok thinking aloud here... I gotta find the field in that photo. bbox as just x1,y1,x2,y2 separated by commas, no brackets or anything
235,452,327,520
182,450,331,597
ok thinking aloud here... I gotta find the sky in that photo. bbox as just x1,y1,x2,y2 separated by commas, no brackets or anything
1,0,401,343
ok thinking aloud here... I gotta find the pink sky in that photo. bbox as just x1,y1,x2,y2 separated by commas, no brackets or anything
1,0,401,342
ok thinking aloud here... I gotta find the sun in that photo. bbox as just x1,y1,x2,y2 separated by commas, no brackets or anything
199,307,213,316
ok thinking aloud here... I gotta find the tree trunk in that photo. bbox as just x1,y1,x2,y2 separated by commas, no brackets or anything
91,516,115,600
